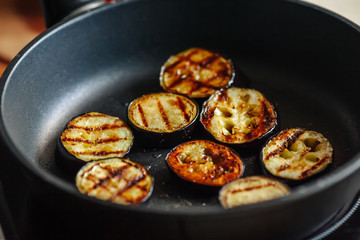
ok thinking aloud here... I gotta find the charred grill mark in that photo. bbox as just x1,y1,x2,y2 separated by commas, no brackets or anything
261,101,274,128
202,64,232,83
71,150,127,157
198,54,220,67
168,69,229,93
189,79,204,94
62,137,129,145
108,174,147,202
300,156,330,179
217,90,229,102
157,100,171,130
264,145,285,160
189,76,225,94
67,123,126,132
228,183,277,194
137,104,148,128
163,58,184,73
93,165,130,189
80,162,101,178
166,74,190,90
217,62,232,78
81,113,107,118
62,137,93,144
240,101,275,141
209,155,241,178
245,131,253,141
264,130,305,161
176,97,191,122
94,137,129,144
277,164,290,172
200,105,214,128
164,49,200,72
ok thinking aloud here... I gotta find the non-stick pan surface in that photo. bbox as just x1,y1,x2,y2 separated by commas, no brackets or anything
1,0,360,239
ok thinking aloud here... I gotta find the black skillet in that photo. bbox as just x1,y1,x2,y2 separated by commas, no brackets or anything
0,0,360,239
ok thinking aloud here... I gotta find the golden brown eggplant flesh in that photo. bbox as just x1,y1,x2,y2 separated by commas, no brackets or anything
166,140,244,187
219,176,290,209
76,158,153,205
200,87,278,147
160,48,234,98
57,112,133,172
127,92,198,147
261,128,333,180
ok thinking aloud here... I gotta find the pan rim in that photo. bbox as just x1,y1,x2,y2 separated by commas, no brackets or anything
0,0,360,217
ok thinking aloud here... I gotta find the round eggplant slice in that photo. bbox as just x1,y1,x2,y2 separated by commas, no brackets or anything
127,92,198,147
200,87,278,146
261,128,333,180
160,48,234,98
219,176,290,209
58,112,133,171
76,158,153,205
165,140,244,187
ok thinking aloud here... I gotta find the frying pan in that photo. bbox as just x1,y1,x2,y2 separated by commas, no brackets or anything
1,0,360,239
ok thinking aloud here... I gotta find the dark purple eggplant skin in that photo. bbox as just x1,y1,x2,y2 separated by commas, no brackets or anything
55,136,87,176
126,96,200,149
258,128,334,188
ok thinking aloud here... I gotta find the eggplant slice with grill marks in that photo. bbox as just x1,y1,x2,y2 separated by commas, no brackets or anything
57,112,133,173
127,92,198,147
261,128,333,180
165,140,244,187
200,87,278,149
76,158,153,205
219,176,290,209
160,48,234,99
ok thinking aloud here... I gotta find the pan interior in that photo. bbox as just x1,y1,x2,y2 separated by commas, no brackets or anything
1,0,360,213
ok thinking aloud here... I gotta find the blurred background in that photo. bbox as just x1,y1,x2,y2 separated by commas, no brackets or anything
0,0,45,75
1,0,360,76
0,0,359,239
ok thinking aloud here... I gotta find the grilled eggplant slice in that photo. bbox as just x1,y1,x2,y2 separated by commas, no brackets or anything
219,176,290,209
76,158,153,205
200,87,278,148
57,112,133,172
127,92,198,147
261,128,333,180
160,48,234,98
166,140,244,187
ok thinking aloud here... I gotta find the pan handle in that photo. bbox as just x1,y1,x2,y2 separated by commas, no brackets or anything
41,0,106,27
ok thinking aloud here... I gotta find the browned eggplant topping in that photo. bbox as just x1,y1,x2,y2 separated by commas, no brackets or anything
219,176,290,209
200,87,277,144
261,128,333,180
60,112,133,162
166,140,244,187
128,92,198,133
76,158,153,205
160,48,234,98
